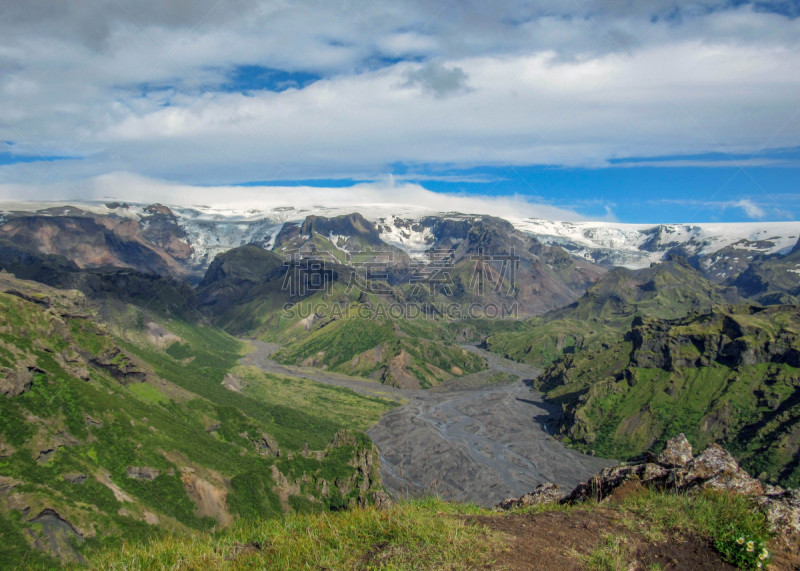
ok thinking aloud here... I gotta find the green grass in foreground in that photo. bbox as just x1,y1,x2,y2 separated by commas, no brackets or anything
586,488,773,570
87,498,499,570
85,489,775,571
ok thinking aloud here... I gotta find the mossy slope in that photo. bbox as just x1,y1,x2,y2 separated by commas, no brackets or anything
534,304,800,487
0,274,395,567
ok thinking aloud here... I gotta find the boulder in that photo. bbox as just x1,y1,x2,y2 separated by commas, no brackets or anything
656,433,693,467
0,358,38,397
685,444,763,495
497,483,562,510
758,486,800,537
499,435,766,510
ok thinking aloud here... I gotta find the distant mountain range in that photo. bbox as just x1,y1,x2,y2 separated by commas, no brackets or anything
2,200,797,278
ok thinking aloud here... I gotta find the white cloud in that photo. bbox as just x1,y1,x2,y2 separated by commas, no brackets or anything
735,198,767,219
648,197,781,220
0,2,799,192
0,172,588,221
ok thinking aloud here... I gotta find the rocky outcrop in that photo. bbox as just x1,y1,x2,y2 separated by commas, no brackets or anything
758,486,800,540
255,433,281,457
497,434,800,541
62,473,88,484
533,303,800,483
24,509,86,565
126,466,161,480
655,433,693,467
87,348,146,386
0,357,39,397
496,483,562,510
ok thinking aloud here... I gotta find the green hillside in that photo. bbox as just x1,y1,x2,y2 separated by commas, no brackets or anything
533,304,800,487
486,258,738,368
273,313,487,389
0,274,396,567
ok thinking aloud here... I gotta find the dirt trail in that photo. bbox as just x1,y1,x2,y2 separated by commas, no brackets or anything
241,341,614,507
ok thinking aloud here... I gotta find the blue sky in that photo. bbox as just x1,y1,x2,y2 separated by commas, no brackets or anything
0,1,799,223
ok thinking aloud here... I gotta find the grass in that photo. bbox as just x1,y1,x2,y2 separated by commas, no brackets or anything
237,366,398,432
84,488,778,570
127,382,169,404
87,497,501,570
485,260,735,369
274,310,487,388
584,534,632,570
617,488,770,542
275,317,396,370
613,488,773,569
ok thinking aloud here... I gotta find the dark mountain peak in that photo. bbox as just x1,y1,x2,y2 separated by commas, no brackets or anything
143,203,176,217
300,213,381,242
274,212,384,251
639,224,703,254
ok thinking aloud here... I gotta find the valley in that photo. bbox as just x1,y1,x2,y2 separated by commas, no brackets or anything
241,341,615,507
1,200,800,567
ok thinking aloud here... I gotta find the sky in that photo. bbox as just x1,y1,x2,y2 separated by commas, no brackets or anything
0,0,799,223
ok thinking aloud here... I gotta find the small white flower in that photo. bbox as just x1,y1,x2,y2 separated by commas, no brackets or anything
747,540,755,552
756,563,762,569
737,537,745,545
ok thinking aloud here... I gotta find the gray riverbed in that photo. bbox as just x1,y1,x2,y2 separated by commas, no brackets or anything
241,341,614,507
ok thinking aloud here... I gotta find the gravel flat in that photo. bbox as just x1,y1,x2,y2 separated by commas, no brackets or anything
241,341,615,507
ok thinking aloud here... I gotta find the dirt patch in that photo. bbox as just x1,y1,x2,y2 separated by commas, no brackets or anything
468,509,627,570
605,479,646,503
385,350,421,389
95,471,135,503
181,471,232,527
467,508,738,571
145,322,182,349
636,538,736,570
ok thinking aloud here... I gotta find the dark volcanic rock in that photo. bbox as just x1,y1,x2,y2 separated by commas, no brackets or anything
497,483,563,510
274,213,385,250
25,509,86,564
499,434,766,508
0,240,199,317
255,433,281,457
88,348,146,386
61,473,88,484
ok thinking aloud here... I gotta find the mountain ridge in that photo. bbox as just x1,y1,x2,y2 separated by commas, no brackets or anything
3,201,798,277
